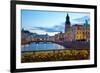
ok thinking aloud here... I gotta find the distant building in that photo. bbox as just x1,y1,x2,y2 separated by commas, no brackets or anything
72,24,86,41
64,14,90,42
21,29,33,41
34,34,49,41
54,32,65,41
21,29,50,42
71,21,90,41
84,20,90,41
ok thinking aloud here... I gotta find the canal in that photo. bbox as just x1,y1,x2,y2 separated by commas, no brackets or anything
21,42,66,52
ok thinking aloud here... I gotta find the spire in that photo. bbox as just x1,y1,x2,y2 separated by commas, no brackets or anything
65,14,71,33
85,20,88,25
84,19,88,27
65,14,70,24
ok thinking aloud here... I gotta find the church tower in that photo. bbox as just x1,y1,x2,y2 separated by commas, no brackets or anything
65,14,71,33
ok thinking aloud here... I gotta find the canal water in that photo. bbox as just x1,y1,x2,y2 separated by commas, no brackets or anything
21,42,66,52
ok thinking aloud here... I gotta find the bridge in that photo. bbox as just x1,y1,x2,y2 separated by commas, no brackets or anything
21,39,56,44
31,40,55,43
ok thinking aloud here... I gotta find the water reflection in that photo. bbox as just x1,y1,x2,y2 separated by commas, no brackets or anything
21,42,65,51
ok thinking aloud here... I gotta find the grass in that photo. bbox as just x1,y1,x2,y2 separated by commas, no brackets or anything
21,49,90,63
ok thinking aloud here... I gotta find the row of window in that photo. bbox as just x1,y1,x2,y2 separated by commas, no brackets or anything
75,36,86,39
76,31,90,34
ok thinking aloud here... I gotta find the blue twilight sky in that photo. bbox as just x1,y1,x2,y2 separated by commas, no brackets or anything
21,10,90,36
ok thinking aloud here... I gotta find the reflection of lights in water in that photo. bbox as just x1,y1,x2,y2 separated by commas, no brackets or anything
36,44,38,50
21,44,29,48
26,44,29,47
44,43,46,49
54,43,65,49
21,45,24,48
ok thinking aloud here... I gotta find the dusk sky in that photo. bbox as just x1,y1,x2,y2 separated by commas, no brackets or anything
21,10,90,36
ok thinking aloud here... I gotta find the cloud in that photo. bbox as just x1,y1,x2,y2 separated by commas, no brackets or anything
72,16,90,24
33,25,64,33
30,28,60,36
36,27,59,32
29,22,65,36
53,23,65,32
